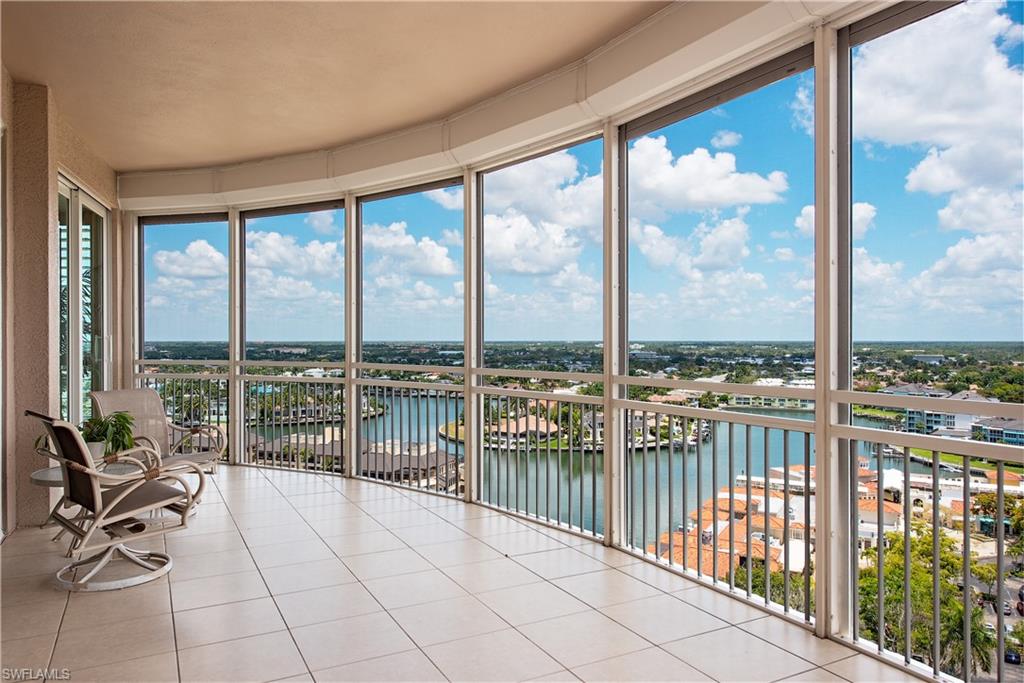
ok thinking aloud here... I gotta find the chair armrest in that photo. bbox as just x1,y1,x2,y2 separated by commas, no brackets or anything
103,445,163,469
169,422,226,457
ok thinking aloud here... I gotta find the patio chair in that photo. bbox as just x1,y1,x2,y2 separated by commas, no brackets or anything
28,411,206,591
91,388,225,474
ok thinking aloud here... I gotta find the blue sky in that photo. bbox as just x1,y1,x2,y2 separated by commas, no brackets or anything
143,1,1022,345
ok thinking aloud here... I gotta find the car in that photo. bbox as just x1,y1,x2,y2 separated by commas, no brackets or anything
1005,601,1013,616
1019,585,1024,602
1017,600,1024,616
1005,650,1022,666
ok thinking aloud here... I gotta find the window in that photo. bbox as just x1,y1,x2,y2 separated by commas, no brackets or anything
140,214,230,361
58,179,109,422
850,1,1023,349
242,201,345,362
479,138,604,372
625,50,815,383
359,180,464,366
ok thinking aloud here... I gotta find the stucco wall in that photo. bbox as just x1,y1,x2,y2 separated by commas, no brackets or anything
1,77,118,529
2,66,14,532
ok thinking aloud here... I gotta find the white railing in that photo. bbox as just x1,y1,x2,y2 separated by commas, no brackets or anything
133,358,1023,682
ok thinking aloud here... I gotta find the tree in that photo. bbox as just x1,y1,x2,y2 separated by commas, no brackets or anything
698,391,718,409
1010,621,1024,651
857,522,995,677
939,598,996,679
972,562,997,597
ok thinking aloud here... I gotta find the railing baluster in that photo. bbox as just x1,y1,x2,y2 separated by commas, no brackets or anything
668,415,675,567
712,419,718,582
803,431,811,623
931,448,940,678
728,423,734,591
902,445,910,663
997,461,1005,683
695,417,703,578
851,440,860,641
591,404,597,537
682,417,689,573
783,430,790,611
765,423,770,606
962,453,971,683
876,442,884,654
579,405,585,531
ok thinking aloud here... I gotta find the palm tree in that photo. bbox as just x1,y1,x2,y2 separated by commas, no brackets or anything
939,597,996,678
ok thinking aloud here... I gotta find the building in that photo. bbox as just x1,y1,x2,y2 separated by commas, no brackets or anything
973,417,1024,446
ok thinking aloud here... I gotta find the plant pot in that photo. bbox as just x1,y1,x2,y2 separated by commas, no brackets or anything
86,442,106,465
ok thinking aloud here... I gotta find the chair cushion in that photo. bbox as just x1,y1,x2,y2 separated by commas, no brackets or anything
101,480,185,519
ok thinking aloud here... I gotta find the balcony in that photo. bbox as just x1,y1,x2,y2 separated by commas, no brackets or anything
2,465,917,683
2,1,1022,682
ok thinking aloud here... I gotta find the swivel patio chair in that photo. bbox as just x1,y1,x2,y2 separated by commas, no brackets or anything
91,388,225,474
29,411,206,591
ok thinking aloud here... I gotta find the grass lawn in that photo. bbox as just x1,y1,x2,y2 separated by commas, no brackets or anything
908,447,1024,475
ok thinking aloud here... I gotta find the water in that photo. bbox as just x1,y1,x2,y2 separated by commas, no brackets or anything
254,392,922,543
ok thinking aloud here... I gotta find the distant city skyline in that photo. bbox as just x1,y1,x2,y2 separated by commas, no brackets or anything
142,1,1022,345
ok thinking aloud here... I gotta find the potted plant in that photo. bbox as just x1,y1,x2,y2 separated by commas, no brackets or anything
80,411,135,463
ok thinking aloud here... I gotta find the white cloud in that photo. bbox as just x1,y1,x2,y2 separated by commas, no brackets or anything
937,187,1023,234
794,205,815,238
692,213,750,271
246,231,342,279
483,210,581,275
425,187,464,210
362,221,458,276
774,247,795,262
153,240,227,278
711,130,742,149
852,1,1023,211
628,135,787,220
790,81,814,136
852,203,877,240
629,222,681,270
440,228,464,247
304,211,339,235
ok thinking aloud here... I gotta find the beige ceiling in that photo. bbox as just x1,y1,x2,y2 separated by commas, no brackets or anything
2,1,666,172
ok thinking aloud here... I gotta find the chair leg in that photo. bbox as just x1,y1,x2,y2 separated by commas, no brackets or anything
55,543,173,592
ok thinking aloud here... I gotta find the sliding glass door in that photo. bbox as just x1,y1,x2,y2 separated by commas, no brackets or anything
58,177,109,423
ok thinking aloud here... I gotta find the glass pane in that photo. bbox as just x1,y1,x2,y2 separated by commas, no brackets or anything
80,205,103,419
480,138,604,371
850,1,1024,422
142,218,230,360
627,70,815,382
243,206,344,362
360,184,464,366
58,192,70,420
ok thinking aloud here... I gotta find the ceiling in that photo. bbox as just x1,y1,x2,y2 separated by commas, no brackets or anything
2,1,666,172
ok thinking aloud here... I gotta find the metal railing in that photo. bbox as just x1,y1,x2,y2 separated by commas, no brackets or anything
133,356,1024,683
478,388,604,538
355,379,465,497
616,401,815,621
240,373,346,473
842,432,1023,683
137,372,230,460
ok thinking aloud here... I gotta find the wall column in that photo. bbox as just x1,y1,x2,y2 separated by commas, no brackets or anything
10,83,58,527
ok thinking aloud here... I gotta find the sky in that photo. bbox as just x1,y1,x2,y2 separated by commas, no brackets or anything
143,0,1023,345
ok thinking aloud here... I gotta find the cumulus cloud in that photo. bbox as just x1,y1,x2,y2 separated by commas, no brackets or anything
304,210,339,235
852,1,1023,204
711,130,742,149
790,81,814,136
628,135,787,220
246,231,342,279
774,247,795,262
483,211,581,275
363,221,458,276
153,240,227,278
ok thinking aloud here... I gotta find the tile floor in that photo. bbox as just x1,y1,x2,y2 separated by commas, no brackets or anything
0,467,917,682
